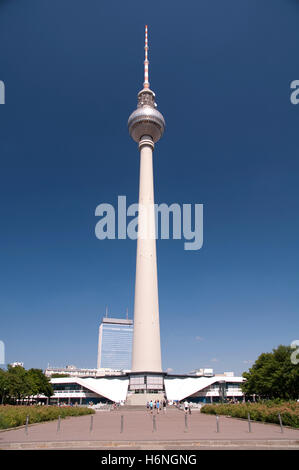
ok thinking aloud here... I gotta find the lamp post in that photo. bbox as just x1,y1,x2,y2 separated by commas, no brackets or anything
218,381,226,403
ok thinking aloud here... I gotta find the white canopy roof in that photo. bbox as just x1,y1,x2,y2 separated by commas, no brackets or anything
164,376,244,401
51,377,129,402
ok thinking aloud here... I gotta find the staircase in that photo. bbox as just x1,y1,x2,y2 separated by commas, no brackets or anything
125,392,165,406
114,405,146,411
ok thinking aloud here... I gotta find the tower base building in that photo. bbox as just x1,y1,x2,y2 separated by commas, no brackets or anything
40,372,245,406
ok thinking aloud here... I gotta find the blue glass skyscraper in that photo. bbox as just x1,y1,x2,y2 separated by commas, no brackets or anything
97,317,133,370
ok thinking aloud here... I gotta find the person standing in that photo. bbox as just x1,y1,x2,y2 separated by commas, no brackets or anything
156,400,160,414
163,399,166,413
184,400,189,413
149,400,153,414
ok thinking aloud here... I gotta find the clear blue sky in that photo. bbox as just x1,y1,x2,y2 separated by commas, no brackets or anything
0,0,298,376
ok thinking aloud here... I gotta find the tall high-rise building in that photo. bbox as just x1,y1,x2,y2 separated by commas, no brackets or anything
97,317,133,370
128,25,165,373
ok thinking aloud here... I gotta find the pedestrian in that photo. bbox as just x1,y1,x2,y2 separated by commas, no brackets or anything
163,399,166,413
149,400,153,414
156,400,160,414
188,403,192,415
184,400,189,413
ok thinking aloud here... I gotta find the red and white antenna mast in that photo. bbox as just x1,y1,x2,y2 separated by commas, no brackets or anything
143,25,150,89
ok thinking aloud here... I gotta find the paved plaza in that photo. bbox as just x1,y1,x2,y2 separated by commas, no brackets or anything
1,407,299,450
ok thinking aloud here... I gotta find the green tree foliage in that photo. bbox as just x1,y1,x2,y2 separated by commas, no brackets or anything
0,368,10,404
241,345,299,399
6,365,30,402
0,365,53,404
26,369,53,398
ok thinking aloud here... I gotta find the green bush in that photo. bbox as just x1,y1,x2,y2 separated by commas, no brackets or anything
0,405,95,430
201,401,299,428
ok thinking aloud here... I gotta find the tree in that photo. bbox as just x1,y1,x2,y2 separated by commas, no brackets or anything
0,366,54,404
241,345,299,400
6,365,31,403
26,369,53,398
0,368,10,404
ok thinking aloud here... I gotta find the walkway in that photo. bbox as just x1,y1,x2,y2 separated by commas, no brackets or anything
1,407,299,450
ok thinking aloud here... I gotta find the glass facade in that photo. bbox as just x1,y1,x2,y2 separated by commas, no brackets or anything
129,374,164,392
52,383,90,393
50,382,113,405
99,320,133,370
52,383,81,391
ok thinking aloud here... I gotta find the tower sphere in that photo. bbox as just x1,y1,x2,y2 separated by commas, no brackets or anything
128,89,165,144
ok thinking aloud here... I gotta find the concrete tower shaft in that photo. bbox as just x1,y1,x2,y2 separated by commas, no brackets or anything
131,136,162,372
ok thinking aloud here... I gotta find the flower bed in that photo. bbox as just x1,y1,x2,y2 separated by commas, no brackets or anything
0,405,95,430
200,401,299,428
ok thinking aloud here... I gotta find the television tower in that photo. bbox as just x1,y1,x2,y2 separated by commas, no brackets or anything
128,26,165,372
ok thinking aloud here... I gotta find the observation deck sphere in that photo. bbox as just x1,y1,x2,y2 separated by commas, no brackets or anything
128,106,165,143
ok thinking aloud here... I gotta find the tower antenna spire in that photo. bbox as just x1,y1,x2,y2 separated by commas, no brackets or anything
143,25,150,89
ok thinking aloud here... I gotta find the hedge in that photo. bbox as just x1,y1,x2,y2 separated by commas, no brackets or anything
0,405,95,430
200,401,299,428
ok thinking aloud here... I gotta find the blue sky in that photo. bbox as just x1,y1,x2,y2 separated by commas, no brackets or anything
0,0,298,375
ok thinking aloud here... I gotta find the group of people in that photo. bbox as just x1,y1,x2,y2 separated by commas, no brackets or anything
146,399,167,413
